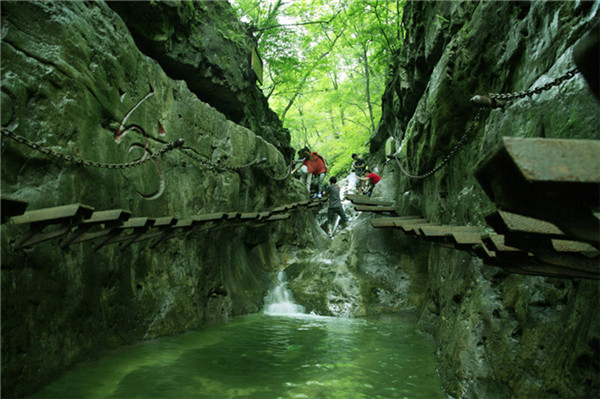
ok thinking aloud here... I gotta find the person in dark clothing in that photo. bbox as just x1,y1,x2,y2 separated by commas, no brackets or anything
351,153,366,176
324,176,349,237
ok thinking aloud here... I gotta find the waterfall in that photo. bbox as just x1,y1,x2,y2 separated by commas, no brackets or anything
263,270,305,315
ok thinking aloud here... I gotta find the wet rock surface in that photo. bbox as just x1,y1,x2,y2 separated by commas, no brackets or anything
368,2,600,398
2,1,599,399
0,2,306,397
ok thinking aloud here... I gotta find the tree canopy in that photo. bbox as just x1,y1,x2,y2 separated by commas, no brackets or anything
231,0,405,176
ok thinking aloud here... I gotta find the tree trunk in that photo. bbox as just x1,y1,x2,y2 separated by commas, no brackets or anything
362,43,375,132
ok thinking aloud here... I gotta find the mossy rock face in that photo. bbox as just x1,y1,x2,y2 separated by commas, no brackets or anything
0,2,307,397
372,1,599,398
106,1,293,160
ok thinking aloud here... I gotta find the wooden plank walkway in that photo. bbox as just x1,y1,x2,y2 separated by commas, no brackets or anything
345,194,394,207
354,205,398,214
475,137,600,245
369,211,599,280
3,197,321,252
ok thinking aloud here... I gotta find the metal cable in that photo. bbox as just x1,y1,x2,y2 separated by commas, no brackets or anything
397,67,579,180
393,110,483,180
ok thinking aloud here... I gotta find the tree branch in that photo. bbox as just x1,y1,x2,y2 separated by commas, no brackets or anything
280,28,345,120
253,10,341,33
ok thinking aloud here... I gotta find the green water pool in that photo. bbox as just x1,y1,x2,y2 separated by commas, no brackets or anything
30,313,446,399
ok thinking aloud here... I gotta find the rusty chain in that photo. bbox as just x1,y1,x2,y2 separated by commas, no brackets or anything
264,162,293,181
2,127,292,179
1,127,184,169
178,146,267,171
397,67,579,180
393,110,483,180
471,67,579,107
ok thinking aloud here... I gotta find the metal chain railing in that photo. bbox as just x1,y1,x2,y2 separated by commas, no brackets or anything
1,126,278,172
470,67,579,107
178,147,267,172
395,66,579,180
264,162,294,181
392,110,483,180
1,127,184,169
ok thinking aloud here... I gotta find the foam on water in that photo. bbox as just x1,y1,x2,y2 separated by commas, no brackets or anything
263,270,306,316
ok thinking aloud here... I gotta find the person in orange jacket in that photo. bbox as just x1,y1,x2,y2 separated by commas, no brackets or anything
292,147,327,198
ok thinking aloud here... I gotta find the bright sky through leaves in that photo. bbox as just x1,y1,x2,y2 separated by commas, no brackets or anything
231,0,405,175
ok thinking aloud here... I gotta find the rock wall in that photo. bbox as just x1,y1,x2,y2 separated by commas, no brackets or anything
0,2,311,397
106,1,294,160
369,1,599,398
284,194,431,318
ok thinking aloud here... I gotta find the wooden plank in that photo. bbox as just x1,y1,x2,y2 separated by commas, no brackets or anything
120,217,155,229
483,257,599,280
393,218,428,227
83,209,131,224
482,234,520,253
401,222,441,235
153,217,176,226
486,210,565,237
224,212,242,221
371,219,399,228
370,215,423,228
354,205,397,213
503,233,600,275
12,204,94,225
448,232,485,253
250,213,291,227
240,212,261,220
346,197,394,206
257,211,272,219
551,239,598,253
475,137,600,244
271,204,292,213
345,194,371,201
192,213,227,223
13,204,95,249
419,225,480,237
479,232,600,279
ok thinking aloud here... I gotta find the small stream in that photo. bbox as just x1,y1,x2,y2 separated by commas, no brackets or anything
30,271,446,399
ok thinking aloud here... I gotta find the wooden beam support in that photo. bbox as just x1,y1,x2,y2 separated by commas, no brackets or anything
12,204,95,249
59,209,132,248
94,217,156,251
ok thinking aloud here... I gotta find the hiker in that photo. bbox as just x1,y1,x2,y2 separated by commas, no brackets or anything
291,148,312,193
292,147,327,198
351,153,366,176
358,169,381,197
324,176,348,237
351,153,367,192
